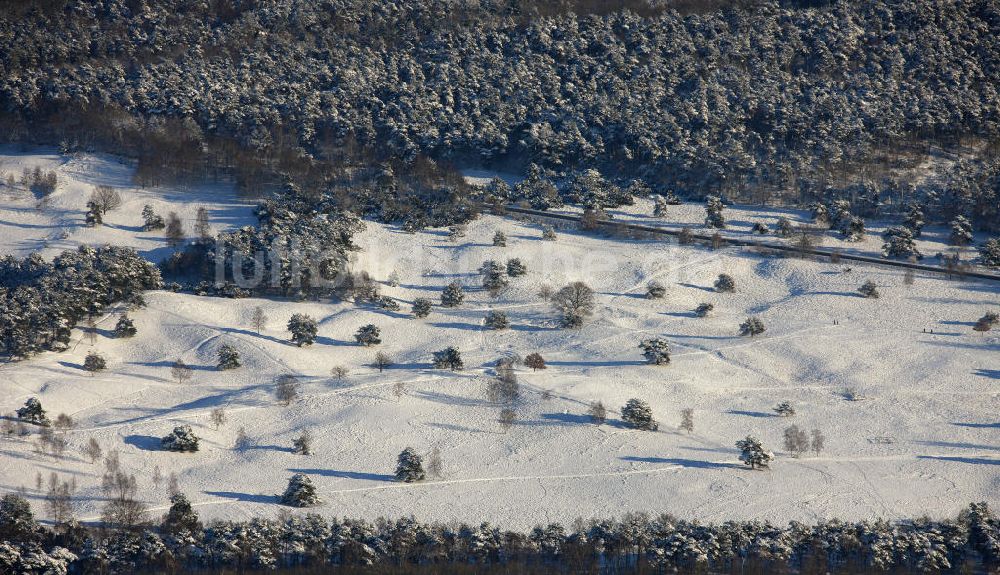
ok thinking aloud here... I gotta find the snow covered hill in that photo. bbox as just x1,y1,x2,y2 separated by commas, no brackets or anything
0,150,997,530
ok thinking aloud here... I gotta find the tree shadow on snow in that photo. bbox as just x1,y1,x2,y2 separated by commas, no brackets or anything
725,410,776,419
951,421,1000,429
218,327,289,346
678,282,715,293
288,468,396,482
123,435,162,451
203,491,276,504
917,455,1000,466
973,369,999,379
620,456,740,469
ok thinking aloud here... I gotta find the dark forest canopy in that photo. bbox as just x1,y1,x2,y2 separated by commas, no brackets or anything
0,0,998,230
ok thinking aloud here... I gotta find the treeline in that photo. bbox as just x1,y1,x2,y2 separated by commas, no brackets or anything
0,494,998,574
1,0,999,230
0,246,162,359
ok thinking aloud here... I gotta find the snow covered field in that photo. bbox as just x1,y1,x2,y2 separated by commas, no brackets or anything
1,150,997,530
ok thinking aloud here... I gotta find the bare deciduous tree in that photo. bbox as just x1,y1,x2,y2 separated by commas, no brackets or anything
427,447,444,479
587,401,607,425
680,408,694,434
276,375,299,406
82,438,102,464
251,306,267,334
171,359,193,385
373,351,393,373
210,408,226,430
90,185,122,215
499,408,516,432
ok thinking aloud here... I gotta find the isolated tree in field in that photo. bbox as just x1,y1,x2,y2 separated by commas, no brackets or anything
498,408,516,432
387,270,401,287
493,230,507,247
858,280,880,299
433,347,463,371
395,447,426,482
161,425,200,452
171,359,193,384
141,205,165,231
752,222,769,235
330,366,349,380
774,401,795,417
52,413,74,432
427,447,444,479
714,273,736,293
524,353,546,371
903,269,915,286
739,316,766,337
621,399,657,431
652,194,668,217
275,375,299,405
234,426,252,451
378,296,400,311
736,436,773,470
551,281,595,328
354,324,382,346
441,281,465,307
541,225,557,241
486,371,519,405
695,302,714,317
280,474,320,507
101,468,146,528
783,425,809,457
209,408,226,430
587,401,607,425
506,258,527,277
292,429,313,455
393,380,406,399
680,408,694,433
90,185,121,215
810,429,825,456
484,310,510,330
412,297,432,318
165,212,184,247
250,306,267,334
704,196,726,229
980,239,1000,267
639,338,670,365
480,260,509,296
193,206,211,239
678,227,694,245
447,224,466,242
217,344,241,370
17,398,49,426
775,217,794,238
950,216,974,246
113,315,136,338
82,438,102,464
646,280,666,299
287,313,318,346
373,351,393,373
882,227,922,259
85,201,102,226
83,351,106,374
978,311,999,328
162,493,202,534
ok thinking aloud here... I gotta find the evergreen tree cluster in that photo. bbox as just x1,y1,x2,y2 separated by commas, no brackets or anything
0,245,162,359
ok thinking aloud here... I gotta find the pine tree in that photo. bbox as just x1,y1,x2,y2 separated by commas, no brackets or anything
739,316,765,337
541,225,557,241
378,296,400,311
484,310,510,330
587,401,607,425
639,338,670,365
165,212,184,247
275,375,299,405
217,344,241,370
704,196,726,229
440,282,465,307
858,280,880,299
113,315,136,338
950,216,973,246
652,194,668,217
280,473,320,507
193,207,211,239
162,493,202,534
412,298,432,318
751,222,769,235
161,425,200,452
736,436,773,469
479,261,509,296
432,347,463,370
493,230,507,247
646,281,666,299
840,216,866,242
141,205,165,231
83,351,106,374
775,217,794,238
882,227,922,259
395,447,426,482
774,401,795,417
714,274,736,293
810,429,825,456
506,258,527,277
809,202,829,225
287,313,318,346
903,203,925,237
85,201,103,227
16,398,49,426
621,399,657,431
524,353,546,371
695,302,714,317
354,324,382,346
979,238,1000,267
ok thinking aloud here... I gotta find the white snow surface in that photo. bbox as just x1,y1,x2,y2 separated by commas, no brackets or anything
0,150,997,530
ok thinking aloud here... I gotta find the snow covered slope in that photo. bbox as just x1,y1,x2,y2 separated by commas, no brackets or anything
0,150,997,530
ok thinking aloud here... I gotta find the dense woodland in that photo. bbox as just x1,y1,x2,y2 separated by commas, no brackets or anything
1,493,999,574
0,0,998,231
